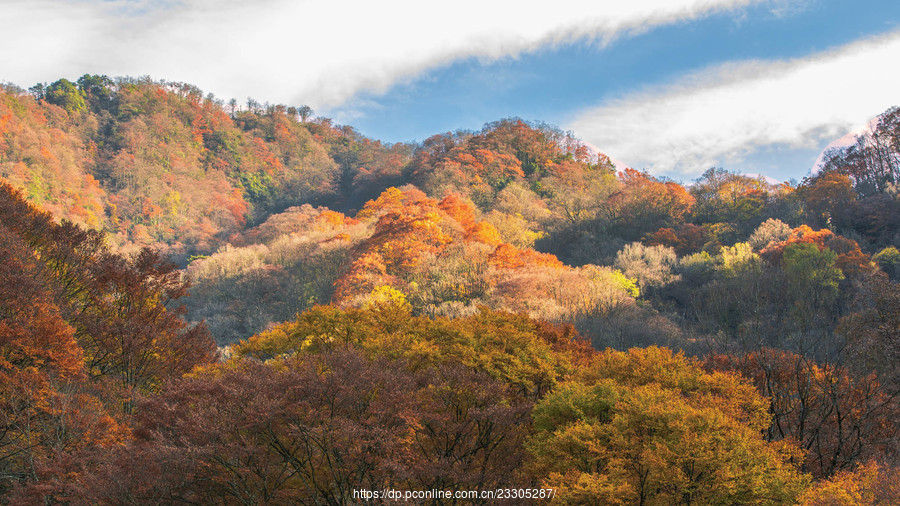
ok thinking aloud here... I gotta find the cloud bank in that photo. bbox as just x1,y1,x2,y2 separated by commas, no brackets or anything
1,0,765,108
567,31,900,177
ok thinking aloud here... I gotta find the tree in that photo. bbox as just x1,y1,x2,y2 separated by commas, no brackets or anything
86,351,416,504
748,218,792,251
0,182,216,413
234,304,594,399
0,198,129,501
798,461,900,505
643,223,708,255
838,273,900,385
297,105,313,122
528,347,809,505
44,78,86,113
706,349,899,478
77,248,218,410
781,243,844,353
872,247,900,280
817,106,900,198
82,348,532,504
28,82,46,100
798,172,856,229
604,169,695,240
690,168,777,233
76,74,115,112
614,242,679,296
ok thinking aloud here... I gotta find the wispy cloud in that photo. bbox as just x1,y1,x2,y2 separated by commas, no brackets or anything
567,30,900,177
1,0,766,108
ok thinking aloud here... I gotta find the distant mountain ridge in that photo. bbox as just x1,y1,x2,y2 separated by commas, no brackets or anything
1,76,624,263
0,77,410,262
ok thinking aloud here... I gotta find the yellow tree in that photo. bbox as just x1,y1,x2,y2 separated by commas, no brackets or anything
527,347,809,505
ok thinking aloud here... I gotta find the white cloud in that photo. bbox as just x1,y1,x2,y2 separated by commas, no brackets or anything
1,0,765,108
567,31,900,177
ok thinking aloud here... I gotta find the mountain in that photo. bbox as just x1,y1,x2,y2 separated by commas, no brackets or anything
2,75,899,503
1,77,408,263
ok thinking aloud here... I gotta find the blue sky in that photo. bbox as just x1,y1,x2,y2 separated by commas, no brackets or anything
3,0,900,182
337,1,899,136
331,1,900,182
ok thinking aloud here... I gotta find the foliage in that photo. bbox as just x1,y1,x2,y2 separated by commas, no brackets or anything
872,246,900,279
760,225,873,278
604,168,695,240
614,242,680,294
748,218,792,251
528,347,809,505
719,242,760,275
838,273,900,384
817,106,900,198
644,223,708,255
0,77,391,261
808,106,900,246
690,168,783,235
81,349,531,504
0,181,212,499
185,204,361,344
798,461,900,505
233,305,593,398
44,78,86,113
0,85,107,229
706,349,899,478
4,75,900,503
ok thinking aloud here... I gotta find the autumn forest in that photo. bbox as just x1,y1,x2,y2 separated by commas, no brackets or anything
1,76,899,504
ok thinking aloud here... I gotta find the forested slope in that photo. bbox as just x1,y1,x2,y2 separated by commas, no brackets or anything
2,75,899,503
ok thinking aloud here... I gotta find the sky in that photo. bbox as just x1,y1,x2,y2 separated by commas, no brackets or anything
2,0,900,182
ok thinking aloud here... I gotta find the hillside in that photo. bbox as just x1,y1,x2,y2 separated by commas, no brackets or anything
1,77,408,262
2,75,900,503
